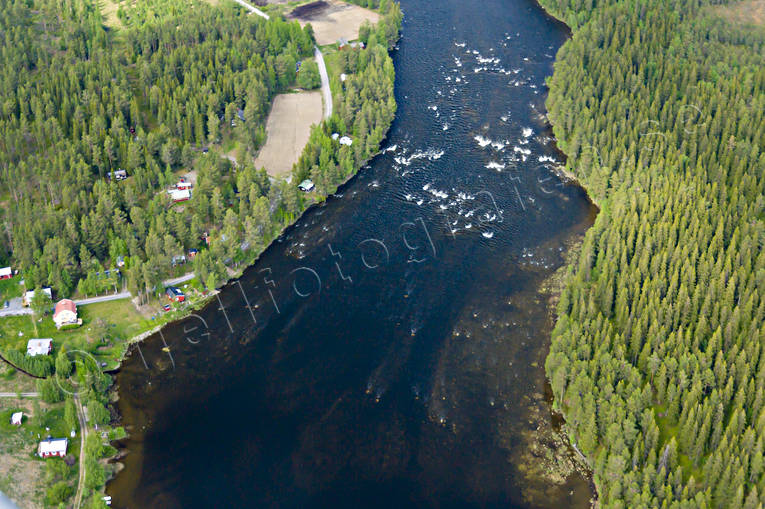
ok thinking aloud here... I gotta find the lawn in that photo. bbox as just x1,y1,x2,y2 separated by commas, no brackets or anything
0,299,154,372
0,398,78,509
0,276,212,377
0,277,23,303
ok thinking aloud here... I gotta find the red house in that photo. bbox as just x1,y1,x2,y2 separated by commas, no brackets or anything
166,287,185,302
0,267,11,279
38,438,68,458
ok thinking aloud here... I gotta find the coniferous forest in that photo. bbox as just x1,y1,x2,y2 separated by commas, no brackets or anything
540,0,765,506
0,0,401,299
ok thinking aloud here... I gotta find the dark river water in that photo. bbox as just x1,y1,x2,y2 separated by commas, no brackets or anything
107,0,597,506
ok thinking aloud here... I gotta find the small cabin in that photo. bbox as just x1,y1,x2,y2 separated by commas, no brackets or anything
298,179,315,192
107,169,127,181
166,287,185,303
0,266,12,280
11,412,22,426
23,287,52,307
168,188,191,202
27,338,52,357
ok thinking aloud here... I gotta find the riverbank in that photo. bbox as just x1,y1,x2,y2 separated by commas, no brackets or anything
103,2,402,502
530,0,602,503
537,0,765,505
0,2,401,507
105,0,601,503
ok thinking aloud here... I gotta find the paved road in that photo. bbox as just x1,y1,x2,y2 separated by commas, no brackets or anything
0,297,30,317
315,46,333,119
72,395,87,509
71,273,194,306
231,0,270,19
0,392,38,397
74,292,131,306
163,272,195,286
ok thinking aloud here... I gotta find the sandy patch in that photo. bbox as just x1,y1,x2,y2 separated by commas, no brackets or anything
289,0,380,46
100,0,122,28
712,0,765,26
254,91,323,178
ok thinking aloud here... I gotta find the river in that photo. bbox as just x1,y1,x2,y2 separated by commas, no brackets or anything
107,0,597,506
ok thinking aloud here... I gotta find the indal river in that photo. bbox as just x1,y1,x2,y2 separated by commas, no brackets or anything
108,0,597,506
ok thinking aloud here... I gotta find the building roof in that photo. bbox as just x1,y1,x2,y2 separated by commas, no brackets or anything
27,338,52,356
38,438,68,455
54,299,76,318
166,286,184,296
27,338,52,348
24,288,52,301
11,412,22,424
168,188,191,201
0,267,11,277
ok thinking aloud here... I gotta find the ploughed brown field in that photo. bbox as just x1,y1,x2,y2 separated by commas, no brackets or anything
288,0,380,46
254,91,323,178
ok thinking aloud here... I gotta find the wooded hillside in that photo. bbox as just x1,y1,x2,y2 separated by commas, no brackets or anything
541,0,765,506
0,0,401,301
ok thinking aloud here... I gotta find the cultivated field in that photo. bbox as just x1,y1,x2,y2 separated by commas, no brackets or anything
288,0,380,46
254,91,323,178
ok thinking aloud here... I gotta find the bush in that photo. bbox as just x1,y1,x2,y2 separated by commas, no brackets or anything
45,457,71,482
88,399,110,426
3,348,54,377
297,61,320,89
37,378,63,403
45,481,74,505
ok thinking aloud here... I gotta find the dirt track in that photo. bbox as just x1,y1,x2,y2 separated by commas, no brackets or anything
254,91,323,178
289,0,380,46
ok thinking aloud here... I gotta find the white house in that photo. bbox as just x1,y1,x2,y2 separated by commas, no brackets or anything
27,338,52,357
298,179,315,192
0,266,11,279
168,188,191,202
339,136,353,146
22,287,52,306
10,412,22,426
38,438,68,458
53,299,78,328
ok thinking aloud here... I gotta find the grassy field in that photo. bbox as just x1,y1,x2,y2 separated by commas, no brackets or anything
0,398,76,509
0,284,208,376
0,299,146,372
0,277,22,303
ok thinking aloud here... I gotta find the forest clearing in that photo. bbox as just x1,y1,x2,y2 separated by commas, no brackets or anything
254,91,323,178
711,0,765,26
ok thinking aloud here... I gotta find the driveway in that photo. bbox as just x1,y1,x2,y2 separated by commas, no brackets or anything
315,46,332,119
0,298,30,317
